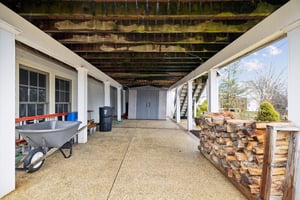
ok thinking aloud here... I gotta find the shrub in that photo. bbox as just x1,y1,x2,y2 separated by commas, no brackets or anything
196,100,208,118
255,101,280,121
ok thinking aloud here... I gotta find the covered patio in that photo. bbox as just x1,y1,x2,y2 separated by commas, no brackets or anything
1,0,300,199
3,119,245,199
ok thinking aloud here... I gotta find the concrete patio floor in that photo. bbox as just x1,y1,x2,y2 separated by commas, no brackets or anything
4,119,246,200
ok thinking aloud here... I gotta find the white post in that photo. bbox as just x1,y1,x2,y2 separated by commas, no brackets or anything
287,25,300,200
208,69,219,112
104,81,111,106
122,89,126,114
193,99,197,118
49,73,55,114
176,87,181,123
187,81,193,131
77,67,88,143
0,28,17,198
117,87,122,122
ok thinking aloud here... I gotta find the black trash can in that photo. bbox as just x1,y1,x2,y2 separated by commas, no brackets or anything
99,106,112,131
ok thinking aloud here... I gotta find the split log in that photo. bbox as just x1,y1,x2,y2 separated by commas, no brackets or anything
248,167,262,176
248,184,260,194
252,146,264,155
235,152,247,161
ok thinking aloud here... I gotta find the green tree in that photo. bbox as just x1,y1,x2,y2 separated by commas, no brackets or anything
219,62,247,111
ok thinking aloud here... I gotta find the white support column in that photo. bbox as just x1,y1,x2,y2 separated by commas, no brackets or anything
122,90,126,114
208,69,219,112
193,99,197,118
77,67,88,143
187,81,193,131
49,73,55,114
104,81,111,106
287,24,300,200
176,87,181,123
117,87,122,122
0,28,16,198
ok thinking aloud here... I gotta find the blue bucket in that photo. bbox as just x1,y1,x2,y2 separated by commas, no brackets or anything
67,112,78,121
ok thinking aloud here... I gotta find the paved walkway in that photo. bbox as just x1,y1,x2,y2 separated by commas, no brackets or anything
4,119,245,200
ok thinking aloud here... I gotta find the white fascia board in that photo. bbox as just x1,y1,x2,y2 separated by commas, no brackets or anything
170,0,300,90
0,3,121,88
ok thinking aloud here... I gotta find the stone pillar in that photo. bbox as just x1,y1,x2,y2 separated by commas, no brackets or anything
104,81,111,106
208,69,219,112
117,87,122,122
176,87,181,123
0,28,17,198
77,67,88,143
187,81,193,131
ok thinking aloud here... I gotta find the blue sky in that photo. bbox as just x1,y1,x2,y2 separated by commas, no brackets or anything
217,37,288,111
233,38,288,82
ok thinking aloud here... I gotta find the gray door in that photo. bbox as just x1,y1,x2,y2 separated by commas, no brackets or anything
136,90,159,119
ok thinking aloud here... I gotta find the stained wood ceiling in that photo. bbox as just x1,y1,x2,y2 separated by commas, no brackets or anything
1,0,288,88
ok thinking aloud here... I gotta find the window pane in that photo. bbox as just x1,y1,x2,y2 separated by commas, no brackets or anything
30,72,37,86
60,80,64,90
63,104,69,112
55,78,59,90
55,91,59,102
20,86,28,101
58,91,62,102
57,104,63,113
20,69,28,85
37,104,44,115
39,74,46,88
30,87,37,102
19,104,27,118
39,88,46,102
65,92,70,102
62,91,66,102
28,104,36,116
55,104,59,113
65,81,70,91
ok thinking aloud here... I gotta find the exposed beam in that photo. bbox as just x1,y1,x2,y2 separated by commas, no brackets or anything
170,0,299,89
98,68,193,73
21,14,266,21
61,0,252,2
0,4,122,88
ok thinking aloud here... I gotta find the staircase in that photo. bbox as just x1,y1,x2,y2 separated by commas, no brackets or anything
175,77,207,118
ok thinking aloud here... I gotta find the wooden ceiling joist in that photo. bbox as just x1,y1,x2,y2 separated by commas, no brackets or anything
1,0,287,88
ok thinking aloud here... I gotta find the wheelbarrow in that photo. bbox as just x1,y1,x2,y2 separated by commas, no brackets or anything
15,120,82,173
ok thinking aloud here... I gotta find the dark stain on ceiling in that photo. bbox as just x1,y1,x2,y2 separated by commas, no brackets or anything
1,0,288,88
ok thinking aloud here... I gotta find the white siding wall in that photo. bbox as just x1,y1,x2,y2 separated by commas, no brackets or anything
128,90,137,119
88,78,104,123
110,86,117,116
158,90,167,119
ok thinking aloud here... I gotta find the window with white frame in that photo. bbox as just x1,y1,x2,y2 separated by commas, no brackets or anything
55,77,71,113
19,67,48,117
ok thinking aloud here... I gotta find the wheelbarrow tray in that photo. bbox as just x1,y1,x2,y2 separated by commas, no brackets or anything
16,121,81,148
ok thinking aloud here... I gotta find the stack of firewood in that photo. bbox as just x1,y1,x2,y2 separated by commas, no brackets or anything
266,130,290,197
198,113,287,198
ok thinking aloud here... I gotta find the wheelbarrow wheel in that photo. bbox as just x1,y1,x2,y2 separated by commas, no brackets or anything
24,147,45,173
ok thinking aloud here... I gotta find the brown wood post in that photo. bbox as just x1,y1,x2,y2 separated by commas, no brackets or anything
282,127,300,200
260,125,276,200
261,125,300,200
